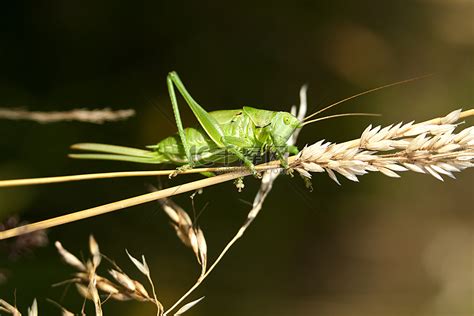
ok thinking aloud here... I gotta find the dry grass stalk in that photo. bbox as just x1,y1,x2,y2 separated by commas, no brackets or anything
125,250,163,315
0,108,135,124
158,155,283,315
56,235,210,315
0,170,248,240
1,89,472,315
0,167,257,188
55,236,164,315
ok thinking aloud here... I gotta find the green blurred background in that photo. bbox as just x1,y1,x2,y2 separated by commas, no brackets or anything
0,1,473,315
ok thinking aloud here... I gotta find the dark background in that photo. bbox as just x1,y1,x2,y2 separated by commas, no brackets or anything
0,1,473,315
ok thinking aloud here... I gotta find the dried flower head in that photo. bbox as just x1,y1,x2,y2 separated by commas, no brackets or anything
55,236,162,314
158,198,208,276
292,109,473,184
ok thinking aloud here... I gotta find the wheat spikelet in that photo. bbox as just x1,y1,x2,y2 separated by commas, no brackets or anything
292,109,473,183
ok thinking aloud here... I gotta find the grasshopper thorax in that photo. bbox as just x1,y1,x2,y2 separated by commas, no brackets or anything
242,106,300,149
269,111,301,148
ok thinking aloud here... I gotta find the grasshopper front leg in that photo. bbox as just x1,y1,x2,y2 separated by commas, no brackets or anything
274,146,295,176
167,71,260,177
167,73,194,172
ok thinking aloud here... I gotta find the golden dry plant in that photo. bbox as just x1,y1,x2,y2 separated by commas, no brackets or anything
0,92,307,315
292,108,474,183
0,86,473,315
0,298,37,316
55,236,163,315
0,106,472,239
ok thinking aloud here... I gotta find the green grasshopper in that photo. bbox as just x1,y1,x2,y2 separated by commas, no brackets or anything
69,71,409,175
70,71,305,175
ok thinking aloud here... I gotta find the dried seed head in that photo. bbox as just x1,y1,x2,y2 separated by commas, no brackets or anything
95,276,121,294
125,250,150,276
55,241,86,271
0,299,21,316
75,283,92,299
188,228,199,258
89,235,101,268
159,197,205,253
195,228,207,272
27,298,38,316
109,269,136,292
161,203,180,223
132,280,151,300
174,296,205,315
292,109,473,184
110,292,134,301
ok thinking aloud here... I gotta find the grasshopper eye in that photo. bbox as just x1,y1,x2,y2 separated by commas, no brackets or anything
283,117,291,125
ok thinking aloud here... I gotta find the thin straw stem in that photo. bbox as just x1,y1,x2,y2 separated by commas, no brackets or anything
0,166,274,188
0,171,248,240
163,171,277,315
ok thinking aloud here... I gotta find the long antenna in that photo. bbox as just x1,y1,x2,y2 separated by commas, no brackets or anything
301,112,380,126
303,75,432,122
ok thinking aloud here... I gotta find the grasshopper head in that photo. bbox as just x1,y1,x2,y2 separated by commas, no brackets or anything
270,112,301,148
